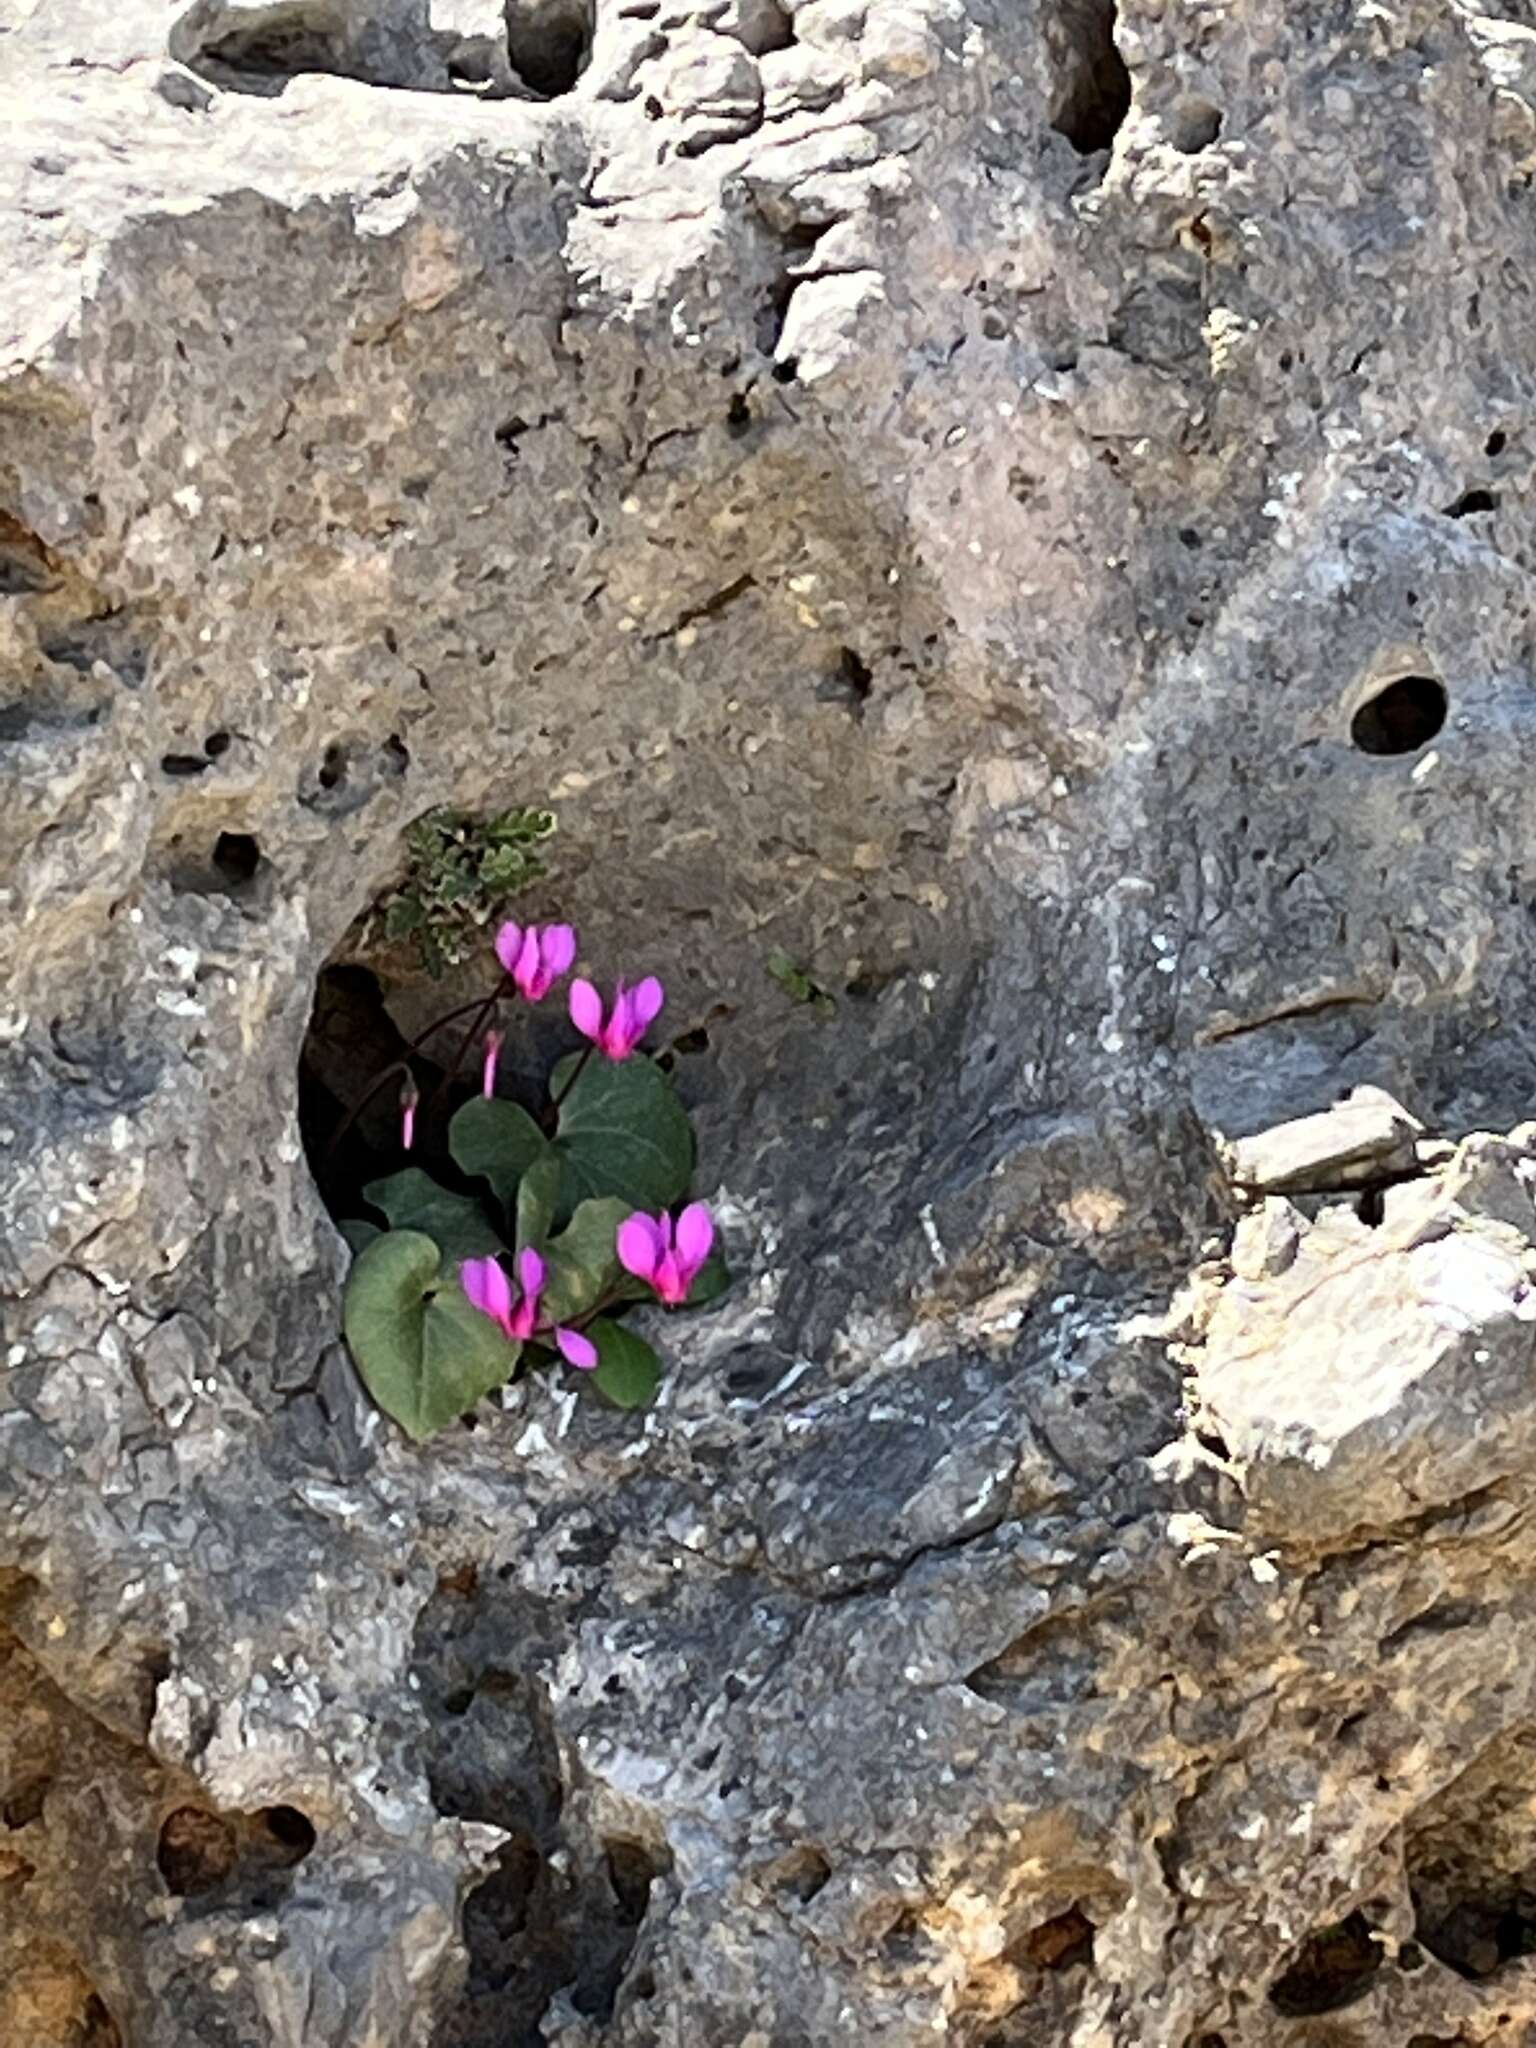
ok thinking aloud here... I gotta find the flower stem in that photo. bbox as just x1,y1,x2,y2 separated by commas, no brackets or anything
549,1041,594,1115
425,974,512,1117
326,984,508,1160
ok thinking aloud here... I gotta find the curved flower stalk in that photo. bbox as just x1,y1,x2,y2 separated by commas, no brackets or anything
617,1203,714,1306
462,1247,597,1368
482,1029,502,1099
569,975,665,1061
495,921,577,1002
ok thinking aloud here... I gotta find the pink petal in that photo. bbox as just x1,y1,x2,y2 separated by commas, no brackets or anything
629,976,665,1031
462,1256,512,1332
514,926,542,999
555,1326,598,1370
654,1250,686,1305
675,1203,714,1276
569,977,604,1042
517,1246,546,1300
494,921,523,976
616,1213,663,1281
541,924,576,980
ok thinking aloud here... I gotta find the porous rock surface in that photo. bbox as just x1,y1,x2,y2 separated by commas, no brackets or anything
5,0,1536,2040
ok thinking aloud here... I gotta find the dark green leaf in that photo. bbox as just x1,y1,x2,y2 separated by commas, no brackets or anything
362,1168,505,1263
516,1151,564,1252
587,1319,663,1409
343,1230,521,1440
449,1096,549,1212
384,895,426,937
553,1054,693,1214
543,1197,633,1324
340,1217,382,1257
684,1250,731,1307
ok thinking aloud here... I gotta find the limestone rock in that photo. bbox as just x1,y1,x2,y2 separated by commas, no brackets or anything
7,0,1536,2041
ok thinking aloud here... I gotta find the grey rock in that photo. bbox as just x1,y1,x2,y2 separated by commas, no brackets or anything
1224,1086,1425,1194
8,0,1536,2041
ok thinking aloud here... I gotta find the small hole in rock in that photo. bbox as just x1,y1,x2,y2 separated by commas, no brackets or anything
255,1805,317,1864
606,1837,664,1925
1046,0,1132,155
1486,429,1508,456
161,751,210,777
2,1775,50,1829
504,0,595,97
1013,1904,1096,1970
318,744,346,790
213,832,263,885
157,1806,238,1896
1268,1911,1382,2017
81,1995,122,2048
1350,675,1447,755
203,730,232,758
1443,487,1498,518
1170,98,1222,151
771,1846,832,1903
726,392,752,437
772,357,799,384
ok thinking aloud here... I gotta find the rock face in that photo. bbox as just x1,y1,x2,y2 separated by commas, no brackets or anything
6,0,1536,2040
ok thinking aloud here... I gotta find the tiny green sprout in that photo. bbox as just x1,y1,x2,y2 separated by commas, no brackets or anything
766,947,836,1019
375,805,557,978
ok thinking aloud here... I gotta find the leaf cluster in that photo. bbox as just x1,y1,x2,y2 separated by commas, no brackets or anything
373,806,557,978
342,1052,726,1437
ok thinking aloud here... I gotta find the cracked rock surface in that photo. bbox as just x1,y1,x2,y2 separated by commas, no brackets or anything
7,0,1536,2040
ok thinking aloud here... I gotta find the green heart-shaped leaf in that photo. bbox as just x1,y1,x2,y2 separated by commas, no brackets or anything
552,1054,693,1216
586,1318,663,1409
516,1151,564,1253
343,1229,522,1440
543,1197,633,1324
449,1097,549,1213
363,1168,506,1263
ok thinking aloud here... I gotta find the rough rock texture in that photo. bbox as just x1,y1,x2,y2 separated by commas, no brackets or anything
6,0,1536,2041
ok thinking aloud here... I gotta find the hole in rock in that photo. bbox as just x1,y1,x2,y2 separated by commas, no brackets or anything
504,0,594,97
726,392,753,437
769,1845,832,1903
1444,487,1498,518
1486,429,1508,456
606,1837,663,1925
1169,98,1222,151
213,831,263,886
1046,0,1132,155
157,1806,239,1896
1350,675,1446,755
203,729,232,758
160,752,211,778
1013,1904,1097,1971
1267,1910,1382,2016
1408,1730,1536,1980
255,1804,317,1864
2,1774,49,1829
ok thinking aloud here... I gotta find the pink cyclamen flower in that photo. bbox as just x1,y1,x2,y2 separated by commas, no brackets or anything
616,1203,714,1307
568,975,665,1062
482,1029,502,1100
461,1247,597,1368
495,921,577,1003
400,1076,419,1152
